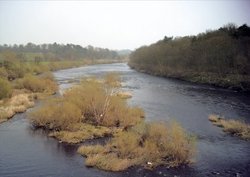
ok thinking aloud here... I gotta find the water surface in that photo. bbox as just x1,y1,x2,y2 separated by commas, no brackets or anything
1,63,250,177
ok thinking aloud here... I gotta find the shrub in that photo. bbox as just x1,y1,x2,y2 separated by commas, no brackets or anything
64,76,144,128
16,73,57,93
78,121,195,171
22,74,45,92
29,100,82,130
0,78,12,99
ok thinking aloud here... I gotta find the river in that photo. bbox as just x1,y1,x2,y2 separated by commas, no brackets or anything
0,63,250,177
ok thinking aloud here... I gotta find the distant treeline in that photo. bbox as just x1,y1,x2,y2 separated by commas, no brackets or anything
0,43,121,61
129,24,250,91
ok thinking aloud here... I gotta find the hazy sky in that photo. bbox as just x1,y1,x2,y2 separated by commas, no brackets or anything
0,1,250,50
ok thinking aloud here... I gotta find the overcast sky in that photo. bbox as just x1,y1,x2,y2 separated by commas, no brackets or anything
0,1,250,50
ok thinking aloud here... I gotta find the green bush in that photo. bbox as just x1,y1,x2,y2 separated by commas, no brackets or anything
0,78,12,99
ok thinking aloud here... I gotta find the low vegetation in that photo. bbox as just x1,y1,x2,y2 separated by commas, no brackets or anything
129,24,250,91
78,121,195,171
209,114,250,140
28,73,195,171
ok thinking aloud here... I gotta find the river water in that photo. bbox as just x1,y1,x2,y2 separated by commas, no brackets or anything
1,63,250,177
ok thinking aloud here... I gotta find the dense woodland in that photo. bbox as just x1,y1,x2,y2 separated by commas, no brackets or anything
129,24,250,91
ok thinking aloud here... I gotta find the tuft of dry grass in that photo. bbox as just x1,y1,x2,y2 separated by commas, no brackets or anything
208,114,250,140
78,121,195,171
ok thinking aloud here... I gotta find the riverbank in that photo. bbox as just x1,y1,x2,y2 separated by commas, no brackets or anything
129,64,250,92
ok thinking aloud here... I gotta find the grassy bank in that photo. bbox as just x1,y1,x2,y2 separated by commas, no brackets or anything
209,114,250,140
129,24,250,91
28,73,196,171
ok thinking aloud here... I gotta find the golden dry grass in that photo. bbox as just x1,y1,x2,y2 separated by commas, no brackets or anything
208,114,250,140
49,123,112,143
0,93,35,122
78,121,195,171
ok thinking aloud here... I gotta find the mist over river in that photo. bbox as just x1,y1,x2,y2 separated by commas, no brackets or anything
1,63,250,177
